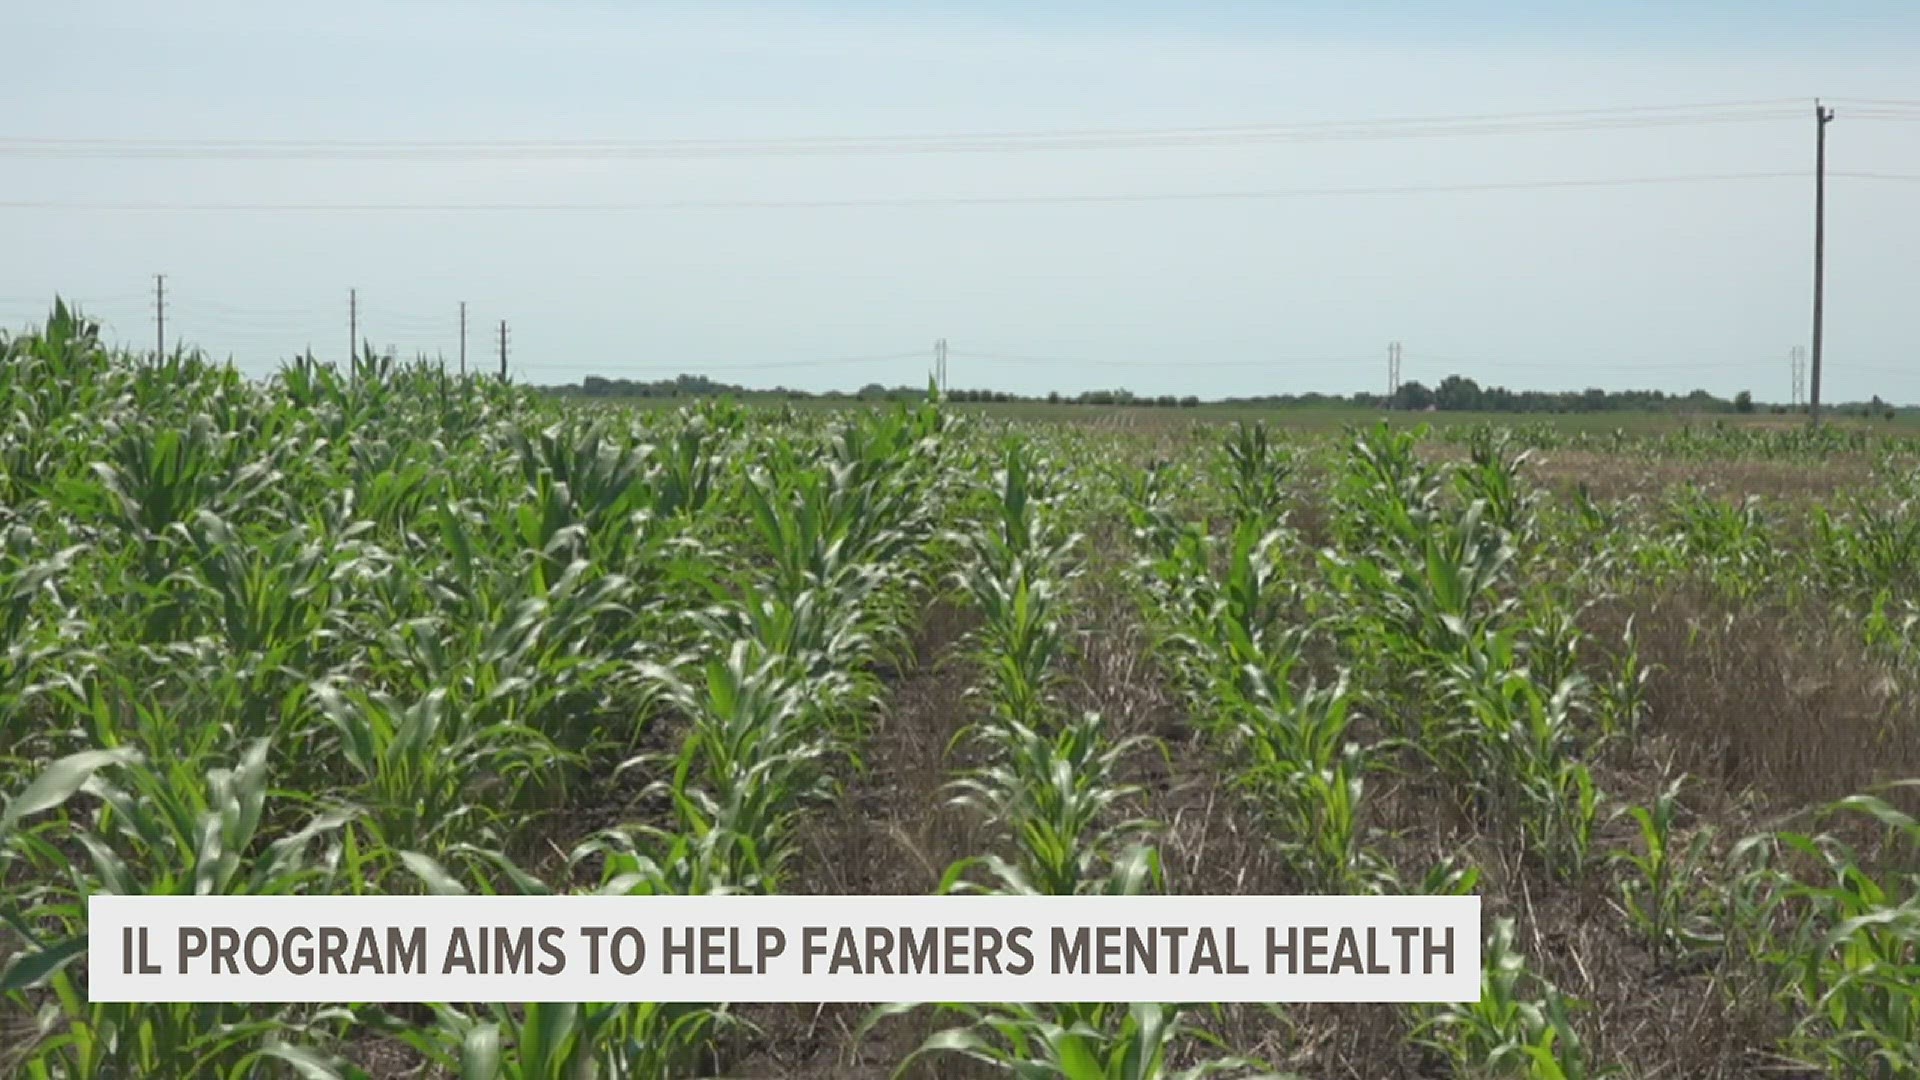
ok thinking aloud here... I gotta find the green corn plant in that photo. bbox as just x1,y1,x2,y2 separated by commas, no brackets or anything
954,441,1083,582
1812,497,1920,603
632,639,841,894
393,998,726,1080
1651,486,1774,597
0,741,356,1079
1330,420,1444,558
1230,676,1391,894
1589,617,1650,746
181,512,351,744
874,1000,1282,1080
1454,426,1540,545
0,523,81,762
1766,785,1920,1078
1322,498,1519,713
1219,420,1292,526
0,299,120,424
964,568,1074,727
944,711,1164,898
387,849,733,1080
1412,919,1619,1079
1117,449,1391,898
1608,775,1723,966
1514,598,1585,701
1118,457,1188,566
511,420,653,531
88,415,237,543
1441,641,1601,881
695,585,891,697
649,410,722,519
1203,522,1297,674
312,682,566,860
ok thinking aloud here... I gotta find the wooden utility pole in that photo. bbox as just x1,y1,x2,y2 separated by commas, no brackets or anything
349,288,358,364
1810,100,1835,424
458,301,467,377
153,274,166,358
497,320,508,381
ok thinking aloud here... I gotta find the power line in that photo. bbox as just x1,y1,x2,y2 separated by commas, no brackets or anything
194,299,338,319
0,293,147,305
950,349,1384,369
668,350,929,373
0,171,1845,213
0,100,1808,161
173,310,338,327
947,349,1094,364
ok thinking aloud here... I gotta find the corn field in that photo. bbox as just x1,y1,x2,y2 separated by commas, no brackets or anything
2,300,1918,1078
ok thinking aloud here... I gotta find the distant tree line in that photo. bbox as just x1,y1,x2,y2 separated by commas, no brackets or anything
1380,376,1744,414
946,387,1202,407
1371,376,1899,419
565,376,1204,407
576,374,749,398
557,371,1902,417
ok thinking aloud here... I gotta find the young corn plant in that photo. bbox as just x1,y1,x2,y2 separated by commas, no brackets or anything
1608,775,1724,968
0,523,80,764
1440,638,1601,882
1412,919,1619,1080
1230,675,1392,894
1454,427,1541,548
878,1000,1279,1080
311,681,568,862
391,999,725,1080
385,846,732,1080
1219,420,1293,526
1766,786,1920,1078
0,740,356,1078
944,710,1164,898
631,638,839,895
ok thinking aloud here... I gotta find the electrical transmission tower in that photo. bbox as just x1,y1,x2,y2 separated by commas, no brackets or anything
1790,346,1806,408
1386,341,1402,404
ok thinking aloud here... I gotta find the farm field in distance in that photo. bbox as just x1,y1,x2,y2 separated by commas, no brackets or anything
3,303,1919,1079
601,394,1920,438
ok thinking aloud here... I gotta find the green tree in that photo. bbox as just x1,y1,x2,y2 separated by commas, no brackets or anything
1434,374,1483,411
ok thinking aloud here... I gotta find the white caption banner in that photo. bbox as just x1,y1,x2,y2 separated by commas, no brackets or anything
88,894,1480,1003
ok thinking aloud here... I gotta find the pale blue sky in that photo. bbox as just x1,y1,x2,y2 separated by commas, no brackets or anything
4,1,1918,401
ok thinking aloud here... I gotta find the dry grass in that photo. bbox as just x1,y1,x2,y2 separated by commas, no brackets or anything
1524,451,1877,506
1584,587,1920,814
